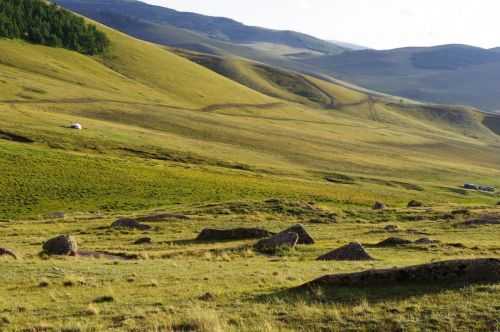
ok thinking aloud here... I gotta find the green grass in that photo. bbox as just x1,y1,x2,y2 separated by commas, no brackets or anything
1,33,500,219
0,17,499,332
1,204,499,331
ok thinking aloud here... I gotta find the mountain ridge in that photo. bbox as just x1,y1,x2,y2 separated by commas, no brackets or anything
55,0,346,54
55,0,500,111
301,44,500,111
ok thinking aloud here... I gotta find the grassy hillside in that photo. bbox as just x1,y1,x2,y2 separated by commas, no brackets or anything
53,0,350,80
0,35,272,109
0,10,500,332
302,44,500,111
1,30,499,219
173,49,333,106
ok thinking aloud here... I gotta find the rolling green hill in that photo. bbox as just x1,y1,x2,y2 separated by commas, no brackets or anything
0,1,499,220
1,28,500,219
50,0,500,112
54,0,349,78
1,4,500,331
301,44,500,111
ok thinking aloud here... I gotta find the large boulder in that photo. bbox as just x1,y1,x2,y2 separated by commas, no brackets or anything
414,237,439,245
375,237,413,247
111,218,151,230
297,258,500,289
372,202,386,210
254,232,299,254
278,224,315,244
317,242,374,261
196,228,273,241
0,247,17,259
42,235,78,256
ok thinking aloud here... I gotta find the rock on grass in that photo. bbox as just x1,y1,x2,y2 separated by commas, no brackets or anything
254,232,299,254
0,248,17,259
196,228,273,241
459,214,500,227
407,200,424,208
42,235,77,256
111,218,151,230
373,202,386,210
93,295,114,303
278,224,314,245
375,237,413,247
317,242,374,261
297,258,500,289
134,237,152,245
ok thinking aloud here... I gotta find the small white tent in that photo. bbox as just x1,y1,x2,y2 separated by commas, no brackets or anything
70,123,82,130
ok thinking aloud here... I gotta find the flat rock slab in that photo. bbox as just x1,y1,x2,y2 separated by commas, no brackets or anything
0,247,17,259
111,218,151,230
197,228,273,241
279,224,315,244
78,250,139,260
375,237,413,247
384,225,400,232
414,237,439,244
136,213,190,222
134,237,152,245
298,258,500,289
459,214,500,227
45,212,66,219
254,232,299,253
317,242,374,261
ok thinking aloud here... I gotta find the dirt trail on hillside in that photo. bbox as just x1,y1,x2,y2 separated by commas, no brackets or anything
0,98,284,113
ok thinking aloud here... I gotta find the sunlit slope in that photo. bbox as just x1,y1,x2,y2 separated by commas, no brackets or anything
174,49,371,107
173,48,500,140
0,17,499,219
0,28,273,108
2,98,500,219
98,26,273,107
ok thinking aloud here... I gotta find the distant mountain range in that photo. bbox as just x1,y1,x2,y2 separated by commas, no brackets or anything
55,0,345,55
301,44,500,110
329,40,369,51
57,0,500,111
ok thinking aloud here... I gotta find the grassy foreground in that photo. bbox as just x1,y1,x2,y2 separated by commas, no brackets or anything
1,202,499,331
0,12,500,331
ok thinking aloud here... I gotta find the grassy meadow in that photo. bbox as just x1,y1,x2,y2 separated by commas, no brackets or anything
0,17,500,331
1,203,499,331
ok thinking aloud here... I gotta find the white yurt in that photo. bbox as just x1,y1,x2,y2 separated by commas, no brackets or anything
70,123,82,130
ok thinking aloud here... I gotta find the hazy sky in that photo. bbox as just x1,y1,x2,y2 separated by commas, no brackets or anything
143,0,499,50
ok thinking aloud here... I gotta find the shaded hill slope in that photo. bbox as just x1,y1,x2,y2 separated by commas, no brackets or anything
301,44,500,111
55,0,344,54
54,0,348,78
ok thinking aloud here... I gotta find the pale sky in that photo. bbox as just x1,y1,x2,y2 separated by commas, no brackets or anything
143,0,500,50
